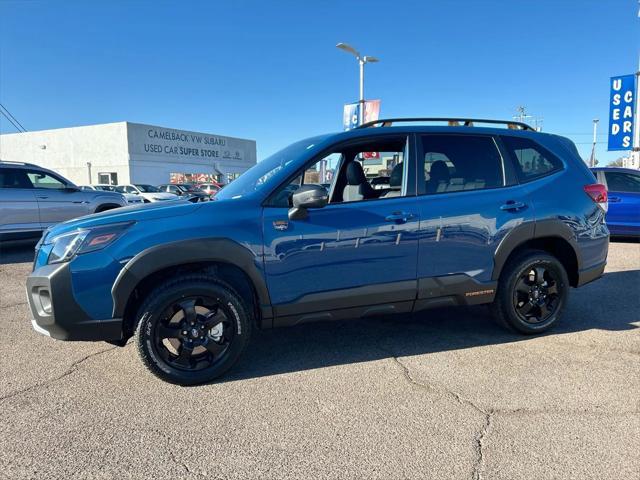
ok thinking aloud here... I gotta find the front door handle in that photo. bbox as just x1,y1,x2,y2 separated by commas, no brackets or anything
500,201,527,212
36,196,49,199
385,211,415,223
608,196,621,203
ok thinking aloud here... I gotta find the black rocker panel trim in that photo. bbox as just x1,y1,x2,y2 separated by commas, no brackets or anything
111,238,272,320
415,274,498,311
273,280,416,319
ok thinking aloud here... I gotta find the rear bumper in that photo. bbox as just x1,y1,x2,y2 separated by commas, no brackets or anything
26,262,123,341
576,261,606,287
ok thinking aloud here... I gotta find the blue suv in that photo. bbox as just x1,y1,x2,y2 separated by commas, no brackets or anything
26,118,610,385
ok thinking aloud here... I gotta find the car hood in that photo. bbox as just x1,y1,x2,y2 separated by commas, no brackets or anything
43,201,205,241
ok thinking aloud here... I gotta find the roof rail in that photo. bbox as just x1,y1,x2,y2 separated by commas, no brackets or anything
356,117,536,131
0,160,38,167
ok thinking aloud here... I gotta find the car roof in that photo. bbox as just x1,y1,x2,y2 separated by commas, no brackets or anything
591,166,639,173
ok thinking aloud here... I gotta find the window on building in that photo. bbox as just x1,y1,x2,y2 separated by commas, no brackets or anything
501,136,563,182
98,172,118,185
421,135,504,194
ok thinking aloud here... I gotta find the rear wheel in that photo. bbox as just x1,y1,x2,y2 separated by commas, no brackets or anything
134,276,252,385
491,250,569,334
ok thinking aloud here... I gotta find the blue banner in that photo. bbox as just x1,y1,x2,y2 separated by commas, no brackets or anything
343,103,359,131
608,74,636,151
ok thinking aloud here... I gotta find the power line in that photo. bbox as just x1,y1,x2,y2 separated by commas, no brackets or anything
0,108,24,133
0,103,27,132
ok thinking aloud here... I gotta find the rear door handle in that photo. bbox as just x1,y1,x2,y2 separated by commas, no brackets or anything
385,211,416,223
36,196,49,199
500,201,527,212
608,196,621,203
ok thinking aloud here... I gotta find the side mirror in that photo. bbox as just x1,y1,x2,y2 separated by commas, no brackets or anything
64,186,80,193
288,184,328,220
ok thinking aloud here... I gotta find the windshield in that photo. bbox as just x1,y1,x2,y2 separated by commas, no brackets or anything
135,184,160,193
216,135,329,200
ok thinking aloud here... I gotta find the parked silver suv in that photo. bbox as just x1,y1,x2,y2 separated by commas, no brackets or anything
0,161,127,241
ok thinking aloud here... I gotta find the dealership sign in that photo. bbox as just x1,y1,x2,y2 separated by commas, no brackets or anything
608,74,636,151
343,100,382,131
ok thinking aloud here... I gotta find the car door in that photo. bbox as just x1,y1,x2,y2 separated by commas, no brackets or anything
0,167,42,239
602,170,640,235
415,134,536,306
262,135,420,325
26,169,90,227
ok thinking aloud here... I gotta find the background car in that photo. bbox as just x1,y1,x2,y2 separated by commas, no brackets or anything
591,167,640,236
115,184,179,203
197,183,224,197
79,184,144,205
1,160,127,241
157,183,210,202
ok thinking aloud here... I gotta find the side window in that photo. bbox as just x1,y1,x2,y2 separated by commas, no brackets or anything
0,168,33,189
267,153,342,207
26,171,66,189
126,186,137,194
501,136,562,182
421,135,504,194
604,171,640,193
266,136,409,207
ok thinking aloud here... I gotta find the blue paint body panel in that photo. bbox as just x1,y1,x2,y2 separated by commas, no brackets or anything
31,125,609,330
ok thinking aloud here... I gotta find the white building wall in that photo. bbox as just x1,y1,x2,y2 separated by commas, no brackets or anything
126,123,256,184
0,123,130,185
0,122,257,186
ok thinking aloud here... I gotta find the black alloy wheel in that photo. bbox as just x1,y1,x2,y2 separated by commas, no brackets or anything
135,276,252,385
513,265,561,324
491,250,569,334
154,296,233,371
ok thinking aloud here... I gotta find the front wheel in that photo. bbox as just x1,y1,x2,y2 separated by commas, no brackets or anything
134,276,252,385
490,250,569,334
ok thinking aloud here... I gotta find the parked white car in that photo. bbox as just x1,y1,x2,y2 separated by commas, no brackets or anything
79,185,144,205
115,184,180,203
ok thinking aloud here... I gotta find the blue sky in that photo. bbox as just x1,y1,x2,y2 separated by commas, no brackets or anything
0,0,638,164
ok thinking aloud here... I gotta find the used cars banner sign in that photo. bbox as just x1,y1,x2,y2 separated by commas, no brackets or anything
608,74,636,151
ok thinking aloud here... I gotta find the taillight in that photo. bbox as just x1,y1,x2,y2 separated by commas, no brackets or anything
584,184,607,203
584,184,608,210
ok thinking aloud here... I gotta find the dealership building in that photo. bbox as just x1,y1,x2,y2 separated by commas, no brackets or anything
0,122,257,186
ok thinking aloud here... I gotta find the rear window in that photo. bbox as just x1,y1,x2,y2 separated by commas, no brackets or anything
502,136,562,182
0,168,32,189
421,135,504,194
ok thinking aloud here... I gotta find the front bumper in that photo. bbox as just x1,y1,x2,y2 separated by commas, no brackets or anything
27,262,123,341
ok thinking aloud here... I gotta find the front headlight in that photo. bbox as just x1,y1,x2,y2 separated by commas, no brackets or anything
47,222,134,264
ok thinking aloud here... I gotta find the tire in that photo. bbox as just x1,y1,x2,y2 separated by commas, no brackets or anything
134,275,252,385
490,249,569,334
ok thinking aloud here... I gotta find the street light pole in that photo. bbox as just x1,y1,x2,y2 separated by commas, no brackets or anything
336,43,379,125
591,119,599,167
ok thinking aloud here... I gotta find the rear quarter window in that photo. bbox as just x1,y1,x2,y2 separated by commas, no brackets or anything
501,136,563,183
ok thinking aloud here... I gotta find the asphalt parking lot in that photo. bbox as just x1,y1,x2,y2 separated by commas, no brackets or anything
0,241,638,479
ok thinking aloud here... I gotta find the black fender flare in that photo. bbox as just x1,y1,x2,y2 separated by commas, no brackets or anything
492,219,582,281
111,238,272,319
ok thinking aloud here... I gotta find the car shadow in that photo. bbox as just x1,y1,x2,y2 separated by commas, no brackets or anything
223,268,640,383
0,242,37,265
